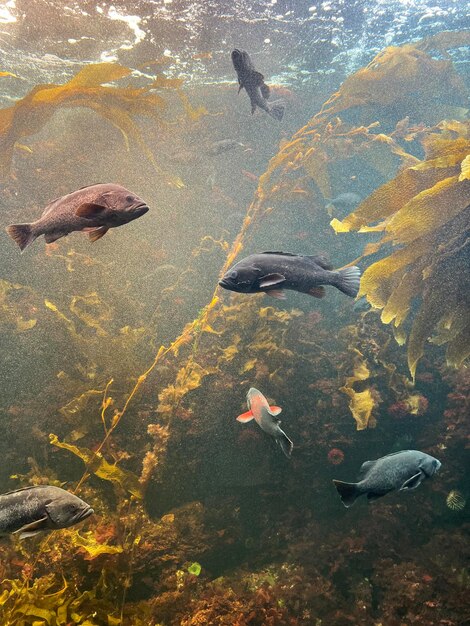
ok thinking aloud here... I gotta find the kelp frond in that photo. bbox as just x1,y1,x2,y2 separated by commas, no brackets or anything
333,121,470,378
0,61,205,187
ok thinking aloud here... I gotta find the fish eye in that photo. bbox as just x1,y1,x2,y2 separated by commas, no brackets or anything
126,195,134,203
229,270,238,280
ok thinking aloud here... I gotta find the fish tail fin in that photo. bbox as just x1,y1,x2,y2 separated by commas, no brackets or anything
332,480,361,507
335,266,361,298
268,100,285,121
277,429,293,458
5,223,36,252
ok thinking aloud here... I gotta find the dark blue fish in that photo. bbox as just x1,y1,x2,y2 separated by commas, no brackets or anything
219,251,361,300
231,49,285,121
333,450,441,508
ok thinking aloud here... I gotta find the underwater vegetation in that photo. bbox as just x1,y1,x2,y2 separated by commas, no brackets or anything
0,62,208,189
0,27,469,626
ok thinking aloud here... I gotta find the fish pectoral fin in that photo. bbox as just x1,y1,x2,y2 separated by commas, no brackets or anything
265,289,286,300
18,530,45,540
236,410,254,423
260,83,270,100
259,273,286,288
400,471,424,490
13,516,49,537
87,226,109,242
75,202,107,220
269,405,282,416
308,287,326,298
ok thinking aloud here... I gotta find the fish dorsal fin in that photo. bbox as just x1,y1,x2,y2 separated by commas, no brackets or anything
1,485,49,497
357,459,378,480
259,273,286,288
261,251,299,257
306,254,333,270
381,450,413,459
75,203,107,219
77,183,104,191
260,83,270,100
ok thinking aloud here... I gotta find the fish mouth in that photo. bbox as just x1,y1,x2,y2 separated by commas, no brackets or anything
218,278,232,289
77,507,94,523
132,203,149,217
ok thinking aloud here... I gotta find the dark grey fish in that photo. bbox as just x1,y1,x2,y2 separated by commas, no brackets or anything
231,49,285,121
236,387,293,458
204,139,245,156
325,192,362,217
219,251,361,300
0,485,94,539
6,183,149,252
333,450,441,508
353,296,371,313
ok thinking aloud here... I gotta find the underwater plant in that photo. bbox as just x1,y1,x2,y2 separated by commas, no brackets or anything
0,62,210,188
446,490,466,511
332,119,470,379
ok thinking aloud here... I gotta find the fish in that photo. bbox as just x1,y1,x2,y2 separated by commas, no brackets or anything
219,251,361,300
204,139,245,156
352,296,372,313
236,387,293,458
333,450,441,508
0,485,94,539
6,183,149,252
231,49,285,121
325,192,362,216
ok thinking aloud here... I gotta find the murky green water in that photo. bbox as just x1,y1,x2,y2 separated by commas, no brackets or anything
0,2,468,624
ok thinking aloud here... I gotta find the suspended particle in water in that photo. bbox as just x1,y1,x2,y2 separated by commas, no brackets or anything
446,490,466,511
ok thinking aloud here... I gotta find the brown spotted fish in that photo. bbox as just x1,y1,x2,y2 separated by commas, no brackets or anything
6,183,149,252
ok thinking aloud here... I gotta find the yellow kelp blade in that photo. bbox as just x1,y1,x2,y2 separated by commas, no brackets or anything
68,530,123,559
340,350,377,430
49,434,143,498
385,176,470,244
331,164,459,233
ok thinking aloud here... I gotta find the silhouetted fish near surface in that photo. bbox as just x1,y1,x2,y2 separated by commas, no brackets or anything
0,485,93,539
231,49,285,121
333,450,441,508
219,251,361,300
6,183,149,252
237,387,293,458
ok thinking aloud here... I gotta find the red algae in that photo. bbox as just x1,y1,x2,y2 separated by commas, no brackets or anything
327,448,345,465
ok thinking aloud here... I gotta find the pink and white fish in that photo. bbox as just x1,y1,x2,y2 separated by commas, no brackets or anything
236,387,293,458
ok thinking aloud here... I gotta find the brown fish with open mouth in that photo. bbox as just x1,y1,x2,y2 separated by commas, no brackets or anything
6,183,149,252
